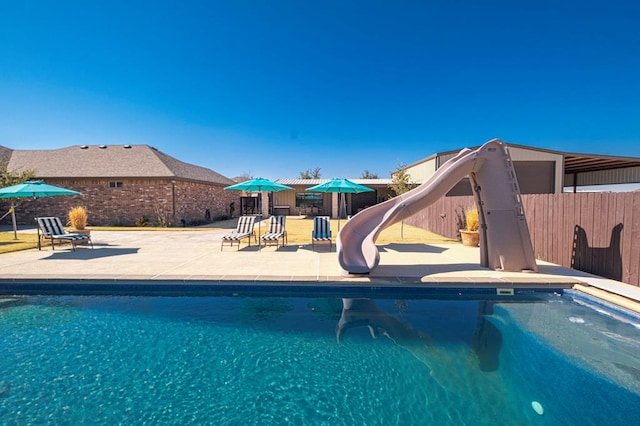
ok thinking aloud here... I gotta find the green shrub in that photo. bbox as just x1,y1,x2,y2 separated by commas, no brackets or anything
135,215,150,227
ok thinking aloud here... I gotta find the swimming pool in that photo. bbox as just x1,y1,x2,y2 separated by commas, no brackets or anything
1,289,639,425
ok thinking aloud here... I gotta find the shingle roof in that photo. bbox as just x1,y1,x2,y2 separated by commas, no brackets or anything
2,144,235,185
0,146,12,166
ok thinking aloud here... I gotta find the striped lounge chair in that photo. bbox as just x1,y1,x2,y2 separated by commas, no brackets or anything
36,217,93,251
260,215,287,248
221,215,257,250
311,216,332,250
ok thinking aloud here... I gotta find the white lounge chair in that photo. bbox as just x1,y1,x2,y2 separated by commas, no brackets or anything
261,215,287,248
36,216,93,251
221,216,256,250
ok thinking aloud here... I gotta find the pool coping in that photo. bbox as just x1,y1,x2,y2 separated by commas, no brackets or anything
0,278,573,299
0,229,638,309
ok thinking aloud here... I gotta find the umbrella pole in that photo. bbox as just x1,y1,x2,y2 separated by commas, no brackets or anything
337,191,341,231
11,203,17,240
33,196,41,250
257,200,261,251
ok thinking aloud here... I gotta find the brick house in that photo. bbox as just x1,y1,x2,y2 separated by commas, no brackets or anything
0,144,239,226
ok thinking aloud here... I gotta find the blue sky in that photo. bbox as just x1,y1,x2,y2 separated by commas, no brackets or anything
1,1,639,181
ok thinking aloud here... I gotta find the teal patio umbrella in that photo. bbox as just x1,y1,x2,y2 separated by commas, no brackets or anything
305,178,374,230
225,178,293,246
0,181,81,242
225,178,293,194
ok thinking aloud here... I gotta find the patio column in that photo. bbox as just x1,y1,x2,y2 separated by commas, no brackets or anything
331,193,338,219
261,192,269,217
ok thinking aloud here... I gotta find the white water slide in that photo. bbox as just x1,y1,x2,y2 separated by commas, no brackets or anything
337,139,538,274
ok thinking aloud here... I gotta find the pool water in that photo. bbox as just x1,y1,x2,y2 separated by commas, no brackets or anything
1,291,639,425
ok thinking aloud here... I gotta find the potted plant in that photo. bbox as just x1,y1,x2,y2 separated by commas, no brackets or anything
68,206,91,235
460,206,479,247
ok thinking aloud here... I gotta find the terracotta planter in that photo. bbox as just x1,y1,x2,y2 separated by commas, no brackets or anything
460,230,479,247
72,229,91,235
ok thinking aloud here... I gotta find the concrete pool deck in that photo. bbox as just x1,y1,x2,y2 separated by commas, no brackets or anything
0,228,639,307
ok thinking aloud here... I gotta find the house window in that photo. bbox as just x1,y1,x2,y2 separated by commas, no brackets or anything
296,192,323,209
109,181,123,188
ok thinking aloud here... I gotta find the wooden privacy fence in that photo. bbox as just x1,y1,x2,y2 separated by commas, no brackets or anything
404,192,640,287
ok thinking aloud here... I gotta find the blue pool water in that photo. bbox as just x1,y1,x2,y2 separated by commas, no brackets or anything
1,290,639,425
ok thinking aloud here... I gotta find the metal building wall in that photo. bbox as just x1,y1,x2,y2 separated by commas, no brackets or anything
565,166,640,187
404,145,564,193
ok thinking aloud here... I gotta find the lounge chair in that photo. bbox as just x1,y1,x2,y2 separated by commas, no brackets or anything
311,216,332,250
261,215,287,248
36,217,93,251
221,215,257,250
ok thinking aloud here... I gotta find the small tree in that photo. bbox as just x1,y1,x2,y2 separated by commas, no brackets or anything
0,166,36,188
388,163,413,197
361,170,378,179
388,163,414,237
299,167,321,179
233,173,253,182
0,167,37,238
